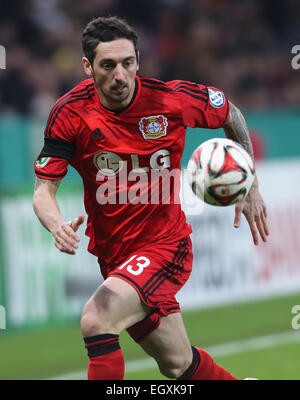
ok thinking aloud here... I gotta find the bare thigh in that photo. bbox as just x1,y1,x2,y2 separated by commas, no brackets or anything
139,312,193,378
81,276,151,336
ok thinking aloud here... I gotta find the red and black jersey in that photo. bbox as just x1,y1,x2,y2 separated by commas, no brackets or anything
34,76,230,267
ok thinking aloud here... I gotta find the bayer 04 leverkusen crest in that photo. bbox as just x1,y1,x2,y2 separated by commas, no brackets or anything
139,115,168,139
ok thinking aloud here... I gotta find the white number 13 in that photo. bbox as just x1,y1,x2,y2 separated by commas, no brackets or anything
119,255,150,276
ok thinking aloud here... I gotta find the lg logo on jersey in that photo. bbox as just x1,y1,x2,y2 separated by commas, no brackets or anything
94,149,182,205
94,149,171,176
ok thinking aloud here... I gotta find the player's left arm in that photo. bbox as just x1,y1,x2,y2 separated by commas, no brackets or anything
222,101,269,245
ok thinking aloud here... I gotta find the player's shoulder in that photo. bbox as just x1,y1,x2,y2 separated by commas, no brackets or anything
139,76,173,93
167,80,210,102
139,76,208,100
67,78,95,94
166,79,207,91
51,78,95,113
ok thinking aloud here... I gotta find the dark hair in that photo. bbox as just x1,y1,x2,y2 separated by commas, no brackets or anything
82,16,139,67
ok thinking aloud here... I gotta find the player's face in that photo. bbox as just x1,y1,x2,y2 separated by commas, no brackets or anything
83,38,139,110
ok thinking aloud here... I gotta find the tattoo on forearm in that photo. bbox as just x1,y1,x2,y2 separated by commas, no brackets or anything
34,178,61,191
224,102,254,160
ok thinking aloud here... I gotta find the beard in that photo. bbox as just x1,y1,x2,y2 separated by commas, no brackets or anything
109,85,130,102
93,75,135,109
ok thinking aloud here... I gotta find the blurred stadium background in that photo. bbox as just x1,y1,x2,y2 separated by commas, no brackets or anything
1,0,300,380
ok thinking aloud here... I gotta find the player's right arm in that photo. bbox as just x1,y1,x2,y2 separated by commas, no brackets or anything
33,177,84,255
33,97,85,254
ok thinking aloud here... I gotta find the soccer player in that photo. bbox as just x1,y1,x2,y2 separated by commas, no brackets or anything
33,16,269,380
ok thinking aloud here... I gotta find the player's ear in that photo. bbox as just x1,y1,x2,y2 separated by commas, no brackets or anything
82,57,94,77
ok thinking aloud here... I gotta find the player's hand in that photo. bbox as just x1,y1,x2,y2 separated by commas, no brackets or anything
234,186,269,246
52,214,85,254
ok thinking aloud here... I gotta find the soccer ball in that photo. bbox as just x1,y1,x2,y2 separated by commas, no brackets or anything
187,138,255,206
